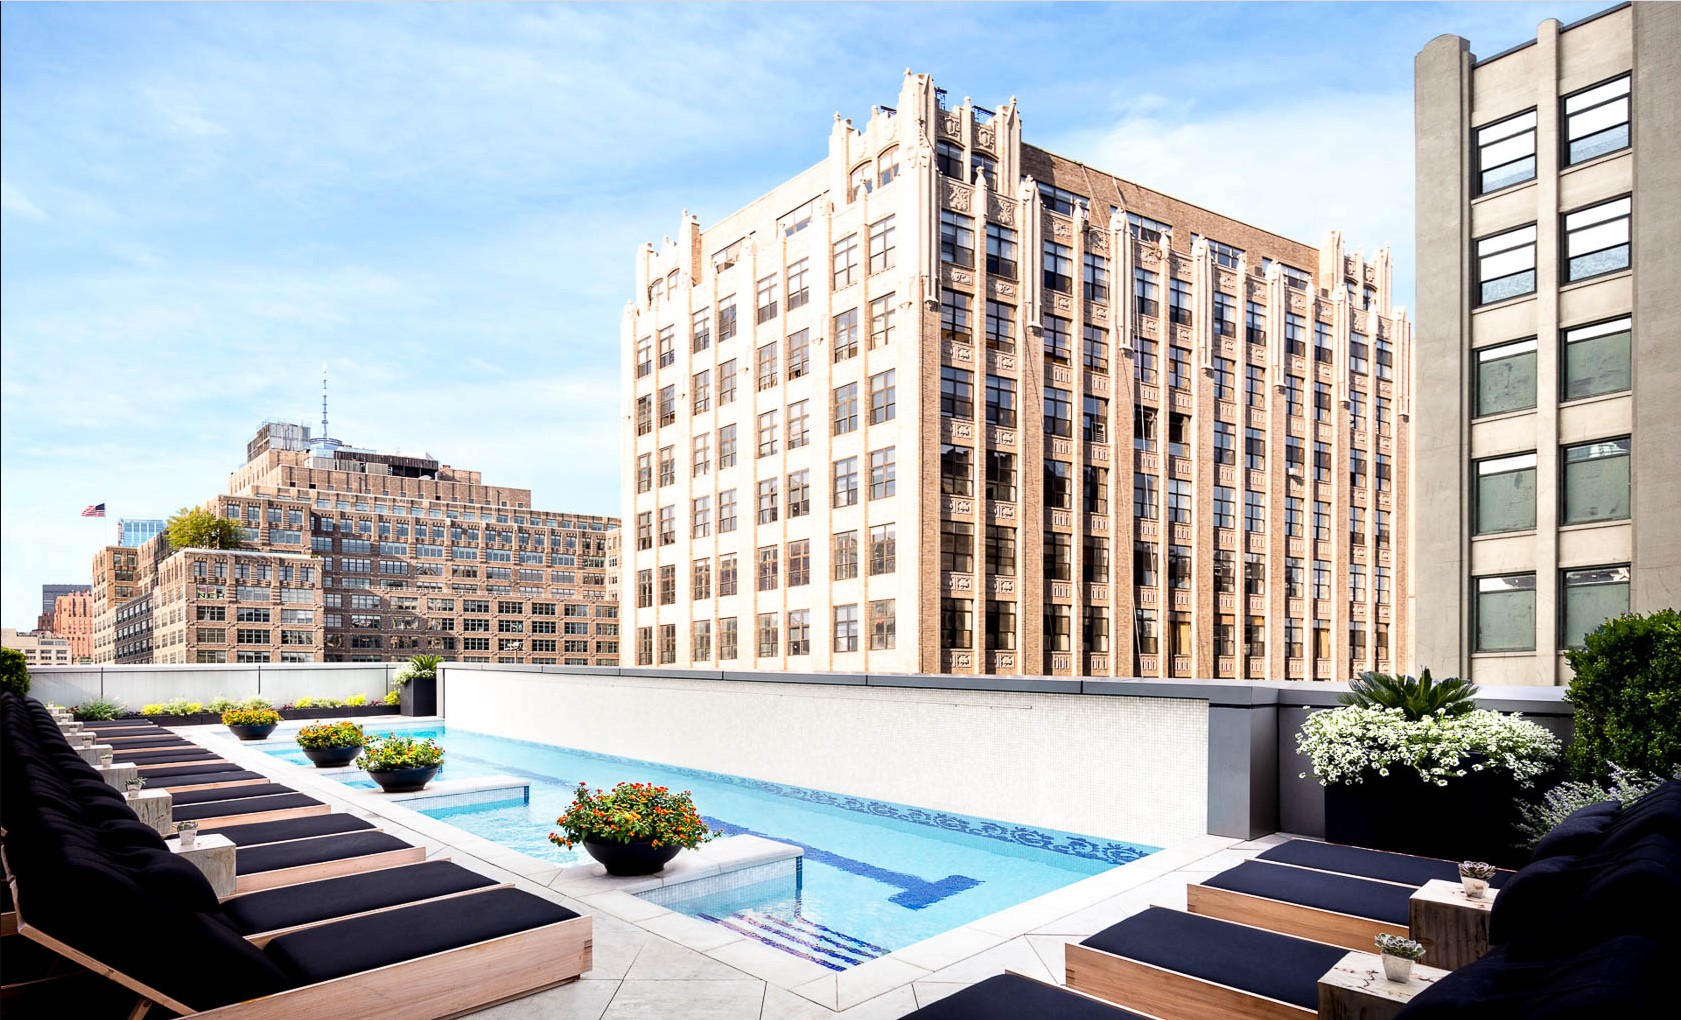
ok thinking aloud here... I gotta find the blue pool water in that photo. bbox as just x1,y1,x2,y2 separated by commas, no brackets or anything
263,724,1155,968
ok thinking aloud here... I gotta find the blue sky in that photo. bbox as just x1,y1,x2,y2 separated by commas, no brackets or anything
0,1,1601,629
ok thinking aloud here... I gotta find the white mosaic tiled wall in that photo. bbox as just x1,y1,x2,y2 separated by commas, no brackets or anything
446,671,1209,848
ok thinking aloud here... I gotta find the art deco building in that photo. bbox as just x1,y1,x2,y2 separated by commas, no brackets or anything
623,72,1411,680
50,591,95,662
1413,3,1679,684
91,423,621,666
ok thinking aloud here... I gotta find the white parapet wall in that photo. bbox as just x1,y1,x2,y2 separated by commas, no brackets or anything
442,668,1209,849
29,663,400,711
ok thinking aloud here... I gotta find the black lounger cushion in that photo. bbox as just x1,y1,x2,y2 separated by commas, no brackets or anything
135,762,246,780
202,814,375,847
173,793,321,821
121,749,220,763
1530,801,1621,862
1393,936,1665,1018
897,973,1151,1019
155,769,267,788
101,734,191,744
1258,839,1518,888
1203,860,1416,924
1081,907,1347,1011
236,831,413,875
220,860,498,934
264,888,580,983
1488,833,1681,949
170,783,300,806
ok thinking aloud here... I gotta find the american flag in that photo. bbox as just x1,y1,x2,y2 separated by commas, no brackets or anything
81,503,106,518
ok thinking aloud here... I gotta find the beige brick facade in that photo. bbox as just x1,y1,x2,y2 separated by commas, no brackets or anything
625,72,1410,681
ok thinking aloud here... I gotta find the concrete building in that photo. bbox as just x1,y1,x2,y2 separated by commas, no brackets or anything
89,547,141,664
40,583,90,617
2,628,75,668
50,591,95,662
1414,3,1679,684
623,72,1410,680
117,518,167,548
91,423,621,667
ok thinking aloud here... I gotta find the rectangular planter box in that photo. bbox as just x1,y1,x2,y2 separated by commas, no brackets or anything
400,676,438,717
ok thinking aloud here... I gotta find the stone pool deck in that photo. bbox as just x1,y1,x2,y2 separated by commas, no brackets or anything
183,723,1295,1020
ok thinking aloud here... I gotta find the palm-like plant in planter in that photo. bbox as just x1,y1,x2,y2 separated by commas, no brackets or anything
1338,668,1480,719
393,654,444,716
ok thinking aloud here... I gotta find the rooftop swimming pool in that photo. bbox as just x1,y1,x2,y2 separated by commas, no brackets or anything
262,723,1156,970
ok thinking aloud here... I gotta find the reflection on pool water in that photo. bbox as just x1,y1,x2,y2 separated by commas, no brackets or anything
263,724,1156,969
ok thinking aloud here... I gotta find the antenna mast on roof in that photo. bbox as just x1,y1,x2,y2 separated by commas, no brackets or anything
321,365,329,439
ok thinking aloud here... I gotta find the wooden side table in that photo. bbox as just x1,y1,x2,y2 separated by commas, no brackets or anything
168,834,237,898
1409,878,1495,971
1318,950,1449,1020
76,743,114,766
94,763,140,791
125,788,174,836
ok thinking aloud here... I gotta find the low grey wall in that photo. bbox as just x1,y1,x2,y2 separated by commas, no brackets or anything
28,663,401,710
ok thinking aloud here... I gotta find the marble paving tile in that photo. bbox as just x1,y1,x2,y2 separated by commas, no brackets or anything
910,981,969,1008
705,938,835,988
622,935,753,982
467,978,619,1020
598,979,765,1020
885,924,1005,974
917,936,1052,986
579,890,669,925
1024,934,1075,980
834,956,931,1011
635,908,744,954
834,984,921,1019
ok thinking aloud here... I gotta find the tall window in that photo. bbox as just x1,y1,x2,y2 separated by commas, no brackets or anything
1135,338,1157,384
1168,278,1192,325
1563,75,1629,165
1213,486,1236,529
756,410,778,458
1083,465,1107,514
692,308,711,352
987,525,1016,576
869,523,896,575
985,375,1016,427
833,308,860,361
1133,473,1157,520
1044,387,1072,438
1476,573,1536,652
1043,533,1070,581
941,521,974,573
986,451,1016,502
787,469,811,517
756,613,778,657
1561,437,1630,525
1081,394,1108,444
1212,292,1236,337
755,478,778,523
787,540,810,587
833,456,859,506
833,383,858,435
787,399,810,450
718,299,737,342
1136,543,1159,588
1476,224,1537,304
940,290,971,343
1134,268,1160,317
1214,421,1234,465
833,233,859,288
935,140,964,177
1475,452,1537,534
985,223,1018,279
1044,460,1071,509
1244,427,1265,470
985,301,1015,352
1563,196,1631,282
1475,109,1537,194
1135,407,1157,452
1042,241,1073,292
987,600,1017,651
870,600,896,649
1243,490,1265,532
1082,325,1108,374
717,489,737,533
869,293,897,349
756,343,778,391
1245,301,1266,345
1284,312,1305,356
868,370,896,424
1127,211,1170,243
834,605,859,652
940,210,975,267
941,367,974,420
1042,314,1071,363
755,274,778,324
718,359,736,405
657,385,676,427
868,215,896,274
941,444,973,496
786,329,810,379
1082,252,1110,302
756,545,778,591
941,598,973,650
785,258,810,310
833,531,858,580
868,447,896,499
1562,317,1631,401
1561,565,1630,648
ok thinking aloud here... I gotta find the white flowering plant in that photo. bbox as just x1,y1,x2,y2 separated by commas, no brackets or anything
1296,706,1560,787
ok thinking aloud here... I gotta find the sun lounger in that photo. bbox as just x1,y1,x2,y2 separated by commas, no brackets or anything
220,860,501,942
229,831,425,893
1255,839,1515,889
199,814,377,847
152,770,270,792
1187,859,1411,951
174,793,329,829
891,972,1156,1019
1066,907,1346,1020
169,783,308,807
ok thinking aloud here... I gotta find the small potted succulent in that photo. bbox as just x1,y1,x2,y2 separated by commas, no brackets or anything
99,750,114,766
175,819,199,850
549,781,719,877
356,733,445,792
222,706,282,741
1458,861,1498,899
124,776,146,800
1374,934,1427,982
295,721,366,768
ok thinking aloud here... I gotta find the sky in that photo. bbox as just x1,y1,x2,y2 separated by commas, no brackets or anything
0,0,1603,629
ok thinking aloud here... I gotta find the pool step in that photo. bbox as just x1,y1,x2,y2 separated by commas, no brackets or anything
376,775,530,810
701,908,888,970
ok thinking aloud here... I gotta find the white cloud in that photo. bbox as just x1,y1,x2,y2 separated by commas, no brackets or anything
1040,91,1418,311
1,178,47,220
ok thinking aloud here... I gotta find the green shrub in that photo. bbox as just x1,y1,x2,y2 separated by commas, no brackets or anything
293,696,315,709
140,703,165,717
1339,668,1479,721
0,647,29,698
346,694,368,707
72,696,127,721
206,696,237,713
383,690,400,706
1565,609,1681,781
239,696,273,711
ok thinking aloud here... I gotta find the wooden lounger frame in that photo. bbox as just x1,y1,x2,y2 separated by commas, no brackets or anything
185,805,331,830
156,777,270,794
1065,917,1320,1020
8,869,593,1020
231,845,426,895
1186,884,1409,952
136,759,231,773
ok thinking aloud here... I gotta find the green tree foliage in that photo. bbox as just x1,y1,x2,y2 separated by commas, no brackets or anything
0,647,29,698
165,506,245,550
1338,668,1479,720
1565,608,1681,781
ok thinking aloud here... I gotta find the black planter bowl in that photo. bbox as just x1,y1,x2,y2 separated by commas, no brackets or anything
301,744,362,768
366,764,441,793
226,722,278,741
583,838,683,877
